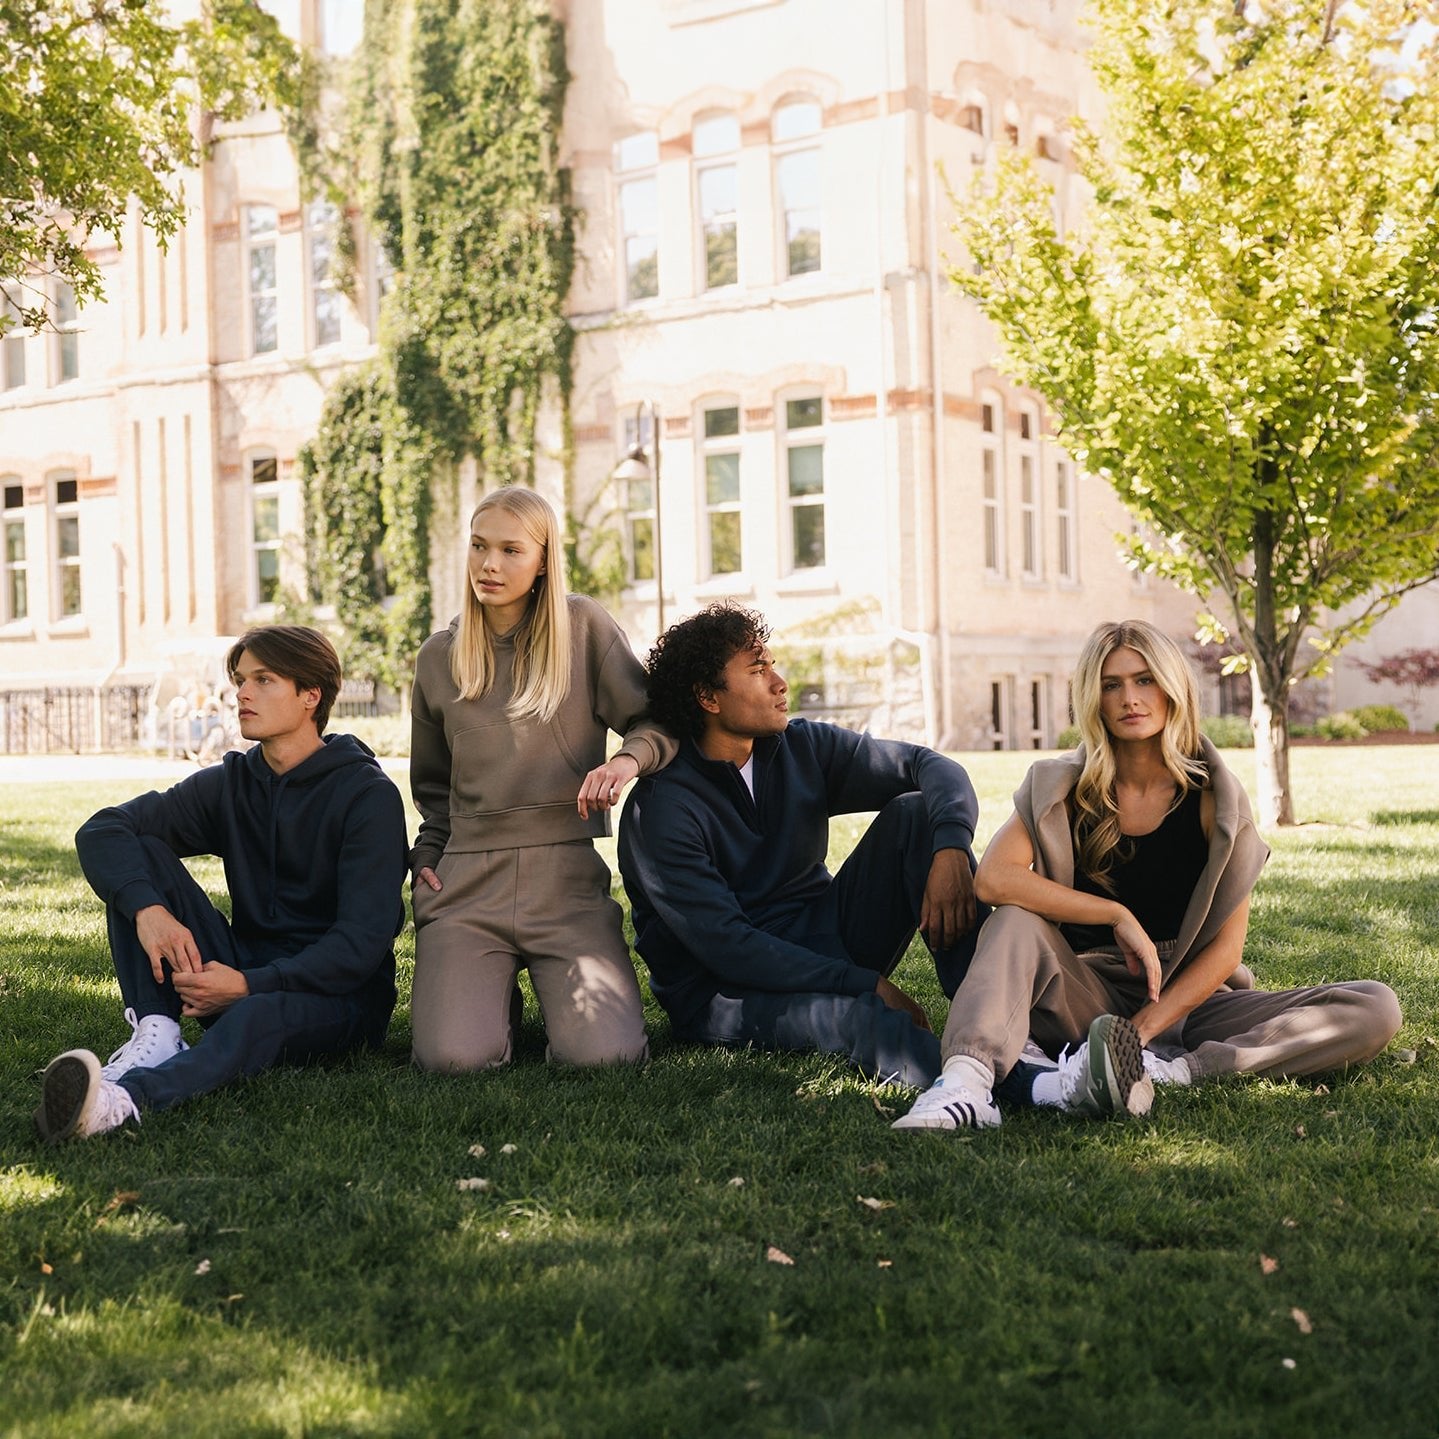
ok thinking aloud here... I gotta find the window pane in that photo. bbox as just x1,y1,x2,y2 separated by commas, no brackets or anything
5,520,23,563
253,297,277,352
59,331,79,381
3,334,24,389
787,215,821,276
693,113,739,156
61,563,81,615
250,243,276,292
248,205,278,237
629,516,654,581
257,547,280,603
705,452,739,504
786,397,821,429
314,287,342,346
699,166,736,219
777,149,820,210
620,177,657,231
3,483,21,508
792,504,825,569
57,515,79,558
705,223,737,289
984,508,999,570
787,444,823,496
626,237,658,301
7,568,25,621
710,510,741,574
253,496,280,542
56,284,77,326
56,477,78,504
982,449,996,498
773,101,821,142
252,455,278,485
626,476,652,512
704,406,739,439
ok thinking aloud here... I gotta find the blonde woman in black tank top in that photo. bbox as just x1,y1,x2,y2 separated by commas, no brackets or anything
895,621,1401,1133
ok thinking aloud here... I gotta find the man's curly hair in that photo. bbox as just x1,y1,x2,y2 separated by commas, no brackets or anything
645,602,770,740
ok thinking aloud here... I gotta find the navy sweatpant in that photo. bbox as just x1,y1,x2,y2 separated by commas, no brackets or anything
109,837,389,1113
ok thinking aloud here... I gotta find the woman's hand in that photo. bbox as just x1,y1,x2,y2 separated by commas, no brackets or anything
1112,908,1161,1002
415,866,442,893
577,754,640,819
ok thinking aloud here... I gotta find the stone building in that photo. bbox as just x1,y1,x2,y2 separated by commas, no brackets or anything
4,0,1424,751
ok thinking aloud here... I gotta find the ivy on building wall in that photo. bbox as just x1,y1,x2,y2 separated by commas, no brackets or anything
301,0,590,688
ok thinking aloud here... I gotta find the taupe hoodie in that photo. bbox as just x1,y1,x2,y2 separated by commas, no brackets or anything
1013,735,1269,985
409,595,676,874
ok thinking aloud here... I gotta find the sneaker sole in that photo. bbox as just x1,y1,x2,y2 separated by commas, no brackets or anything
35,1051,101,1143
1088,1014,1151,1119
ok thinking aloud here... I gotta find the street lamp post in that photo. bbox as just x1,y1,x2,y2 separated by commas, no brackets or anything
612,401,664,633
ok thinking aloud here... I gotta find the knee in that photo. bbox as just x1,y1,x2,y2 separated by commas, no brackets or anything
412,1034,511,1073
1346,980,1403,1061
979,905,1057,948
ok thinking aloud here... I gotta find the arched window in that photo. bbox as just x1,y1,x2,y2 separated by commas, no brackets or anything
615,132,659,304
2,477,26,623
980,393,1005,576
245,205,279,354
247,451,281,607
694,112,740,289
1018,403,1041,580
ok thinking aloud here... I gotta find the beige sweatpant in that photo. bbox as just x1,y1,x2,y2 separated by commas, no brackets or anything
942,905,1401,1083
410,841,648,1072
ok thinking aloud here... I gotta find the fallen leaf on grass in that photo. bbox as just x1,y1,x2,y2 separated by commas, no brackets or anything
500,1144,518,1155
95,1191,141,1227
877,1259,893,1269
856,1196,894,1212
870,1094,895,1119
1393,1049,1418,1064
1291,1308,1313,1334
1260,1254,1280,1275
1293,1125,1307,1139
1281,1357,1297,1370
467,1144,486,1159
1312,1084,1330,1096
194,1259,211,1276
38,1261,52,1276
1282,1217,1299,1229
765,1245,795,1266
728,1176,745,1188
457,1177,491,1192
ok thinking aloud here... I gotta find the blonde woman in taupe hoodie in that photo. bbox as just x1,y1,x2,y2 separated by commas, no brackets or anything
408,487,676,1071
896,619,1401,1132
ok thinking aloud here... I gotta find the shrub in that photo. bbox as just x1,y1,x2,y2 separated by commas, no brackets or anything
1316,711,1369,741
339,715,410,757
1056,724,1081,749
1201,715,1253,748
1349,703,1409,733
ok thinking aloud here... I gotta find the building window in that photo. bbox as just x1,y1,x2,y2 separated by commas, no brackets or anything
622,412,656,582
1056,460,1077,580
1028,677,1047,748
320,0,364,55
959,100,987,136
2,481,25,622
989,678,1011,750
702,402,742,576
54,283,80,383
616,132,659,304
53,473,80,616
2,286,26,390
695,112,739,290
250,454,281,605
246,205,279,354
981,395,1003,576
1019,404,1041,579
308,201,342,348
773,99,821,277
784,395,825,570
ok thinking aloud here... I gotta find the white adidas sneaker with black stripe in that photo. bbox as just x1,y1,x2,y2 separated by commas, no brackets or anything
891,1073,1001,1131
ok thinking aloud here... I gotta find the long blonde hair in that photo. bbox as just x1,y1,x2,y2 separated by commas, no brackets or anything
450,487,572,723
1069,619,1205,888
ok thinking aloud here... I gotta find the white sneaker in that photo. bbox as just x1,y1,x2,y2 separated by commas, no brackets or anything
1143,1050,1194,1086
35,1050,141,1142
1018,1037,1058,1070
1055,1014,1153,1119
892,1074,1001,1131
101,1007,187,1081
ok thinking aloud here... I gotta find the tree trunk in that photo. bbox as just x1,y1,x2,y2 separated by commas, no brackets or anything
1248,665,1295,827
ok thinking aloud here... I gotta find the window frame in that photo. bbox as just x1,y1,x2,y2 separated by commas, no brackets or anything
782,393,826,574
1018,404,1042,581
694,112,740,292
2,286,26,391
51,471,81,618
1056,459,1078,581
772,98,822,280
53,282,80,384
248,451,282,609
245,204,280,356
700,399,743,579
621,412,657,585
2,479,27,625
615,131,660,306
980,395,1005,577
307,199,343,349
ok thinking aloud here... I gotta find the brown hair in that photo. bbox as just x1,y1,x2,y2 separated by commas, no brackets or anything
226,625,342,734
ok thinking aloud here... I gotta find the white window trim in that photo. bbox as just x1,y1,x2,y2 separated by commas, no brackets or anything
694,112,740,293
307,201,343,351
1018,406,1042,581
781,393,827,577
772,98,822,281
245,205,280,357
51,471,82,623
53,283,80,385
980,395,1005,578
247,451,282,613
1056,459,1078,583
616,132,660,307
2,479,28,628
700,399,743,580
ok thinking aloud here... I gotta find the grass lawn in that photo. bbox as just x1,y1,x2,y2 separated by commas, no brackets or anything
1,747,1436,1438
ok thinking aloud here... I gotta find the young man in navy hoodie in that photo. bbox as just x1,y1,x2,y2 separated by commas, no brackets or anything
619,602,997,1089
35,625,408,1141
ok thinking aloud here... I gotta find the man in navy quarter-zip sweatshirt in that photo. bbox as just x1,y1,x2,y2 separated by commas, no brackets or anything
35,626,407,1143
619,602,987,1089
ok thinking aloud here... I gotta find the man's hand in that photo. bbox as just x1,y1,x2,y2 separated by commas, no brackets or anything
577,754,640,819
919,847,977,952
171,962,250,1018
875,975,933,1032
135,904,204,984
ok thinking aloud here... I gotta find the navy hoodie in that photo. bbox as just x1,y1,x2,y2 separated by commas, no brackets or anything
76,734,407,1019
618,718,978,1029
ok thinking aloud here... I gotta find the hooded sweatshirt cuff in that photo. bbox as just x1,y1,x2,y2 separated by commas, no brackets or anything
114,879,167,922
244,964,282,995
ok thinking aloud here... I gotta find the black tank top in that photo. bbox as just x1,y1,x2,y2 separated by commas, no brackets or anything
1062,785,1208,952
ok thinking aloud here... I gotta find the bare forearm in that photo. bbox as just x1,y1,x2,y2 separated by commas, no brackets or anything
1129,900,1251,1044
974,862,1125,931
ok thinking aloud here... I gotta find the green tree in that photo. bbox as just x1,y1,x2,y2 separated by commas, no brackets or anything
952,0,1439,825
0,0,301,327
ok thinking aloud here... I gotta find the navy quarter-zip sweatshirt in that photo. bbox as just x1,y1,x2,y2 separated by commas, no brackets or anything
76,734,407,1019
617,719,978,1030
